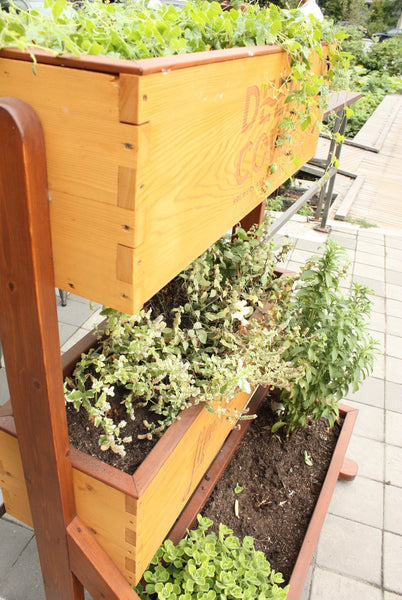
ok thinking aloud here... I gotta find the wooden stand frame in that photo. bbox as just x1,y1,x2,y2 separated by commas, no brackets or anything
0,97,141,600
0,93,268,599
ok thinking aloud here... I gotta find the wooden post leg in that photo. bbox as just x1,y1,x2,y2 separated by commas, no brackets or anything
0,97,84,600
239,200,266,231
0,97,143,600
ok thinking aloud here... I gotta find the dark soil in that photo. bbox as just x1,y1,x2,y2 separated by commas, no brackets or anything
201,400,341,583
66,393,341,584
66,399,161,474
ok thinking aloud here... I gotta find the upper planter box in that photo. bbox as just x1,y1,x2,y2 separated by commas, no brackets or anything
0,46,325,313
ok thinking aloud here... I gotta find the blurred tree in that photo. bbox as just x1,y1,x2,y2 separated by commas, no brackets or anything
367,0,402,34
319,0,368,23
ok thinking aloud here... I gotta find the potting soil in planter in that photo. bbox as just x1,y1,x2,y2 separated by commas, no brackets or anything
200,398,341,583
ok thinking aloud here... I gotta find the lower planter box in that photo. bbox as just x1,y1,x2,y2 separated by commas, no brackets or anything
0,330,263,585
168,394,359,600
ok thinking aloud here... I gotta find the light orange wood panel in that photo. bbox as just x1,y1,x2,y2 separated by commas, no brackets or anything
0,431,33,526
0,59,143,206
50,191,135,310
0,430,138,585
134,390,253,581
72,470,138,585
125,51,321,306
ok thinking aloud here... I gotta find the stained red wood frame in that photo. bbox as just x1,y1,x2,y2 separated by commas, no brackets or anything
0,97,140,600
168,401,358,600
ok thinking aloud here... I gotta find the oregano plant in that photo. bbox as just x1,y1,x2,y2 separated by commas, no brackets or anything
134,515,289,600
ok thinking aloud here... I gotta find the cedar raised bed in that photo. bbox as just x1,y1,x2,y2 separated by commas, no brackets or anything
0,45,326,313
0,325,263,586
168,395,359,600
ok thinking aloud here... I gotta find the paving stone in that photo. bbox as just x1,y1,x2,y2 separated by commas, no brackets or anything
310,567,382,600
385,411,402,447
387,315,402,335
386,356,402,385
329,233,357,250
0,518,34,581
298,559,314,600
369,294,385,314
355,251,385,268
385,381,402,414
386,236,402,250
384,592,402,600
346,376,384,409
386,247,402,261
358,241,385,255
387,299,402,319
366,311,385,333
358,231,385,243
368,340,385,379
384,532,402,594
387,335,402,359
81,308,104,332
354,263,385,282
290,248,321,264
341,399,384,441
385,445,402,487
387,257,402,273
387,270,402,286
58,322,78,348
294,238,326,253
329,476,383,529
384,485,402,535
0,537,45,600
56,298,96,328
316,514,382,585
0,369,9,406
387,284,402,303
347,435,384,482
287,260,303,273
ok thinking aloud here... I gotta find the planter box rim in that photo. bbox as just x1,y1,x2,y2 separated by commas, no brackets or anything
0,44,286,76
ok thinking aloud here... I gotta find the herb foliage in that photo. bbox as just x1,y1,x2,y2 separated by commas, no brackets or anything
277,240,377,434
134,515,288,600
0,0,347,147
64,224,301,456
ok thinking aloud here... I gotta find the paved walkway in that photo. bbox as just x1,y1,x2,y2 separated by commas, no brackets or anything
0,95,401,599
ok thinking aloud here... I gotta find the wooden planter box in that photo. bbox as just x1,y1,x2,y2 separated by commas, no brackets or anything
0,326,264,585
0,45,326,313
168,396,359,600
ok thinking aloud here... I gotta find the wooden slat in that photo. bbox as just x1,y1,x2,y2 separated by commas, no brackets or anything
134,390,253,581
72,470,138,585
287,404,358,600
0,431,33,526
67,516,141,600
0,97,84,600
129,52,320,307
168,385,268,544
0,44,285,76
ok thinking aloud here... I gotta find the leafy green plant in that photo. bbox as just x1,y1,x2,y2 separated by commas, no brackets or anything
277,240,376,434
0,0,348,155
64,223,302,455
134,515,289,600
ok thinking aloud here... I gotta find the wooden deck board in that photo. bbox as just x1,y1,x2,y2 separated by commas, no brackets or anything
334,94,402,230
